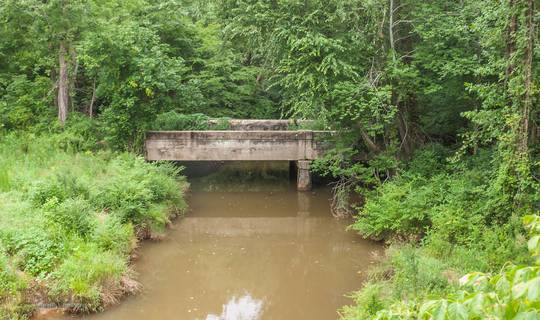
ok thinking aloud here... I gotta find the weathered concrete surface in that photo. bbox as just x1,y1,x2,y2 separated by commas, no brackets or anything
145,120,333,190
296,160,312,191
145,130,332,161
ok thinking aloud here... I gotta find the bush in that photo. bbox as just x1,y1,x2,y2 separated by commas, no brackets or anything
353,175,444,240
29,172,90,206
340,283,389,319
343,146,534,319
43,198,96,238
50,242,127,313
0,249,26,298
0,250,29,320
388,246,452,299
152,111,231,131
351,215,540,319
92,215,134,256
0,75,54,131
10,227,65,277
0,134,188,317
91,155,185,228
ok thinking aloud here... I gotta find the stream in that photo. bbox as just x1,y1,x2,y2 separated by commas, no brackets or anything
48,162,381,320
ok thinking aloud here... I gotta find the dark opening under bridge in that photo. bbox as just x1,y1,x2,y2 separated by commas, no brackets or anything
144,120,334,190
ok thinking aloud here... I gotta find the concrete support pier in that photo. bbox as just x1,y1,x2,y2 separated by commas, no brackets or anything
297,160,312,191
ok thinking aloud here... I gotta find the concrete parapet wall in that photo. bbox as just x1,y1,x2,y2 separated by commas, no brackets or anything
145,130,332,161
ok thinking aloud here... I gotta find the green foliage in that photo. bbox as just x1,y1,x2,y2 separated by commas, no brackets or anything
0,0,538,318
341,283,389,319
347,215,540,319
92,216,134,256
0,247,30,320
343,146,535,319
91,155,186,229
388,246,452,299
10,227,65,277
43,198,96,238
30,172,90,206
0,0,279,149
0,249,27,297
153,112,211,131
152,112,231,131
0,76,54,131
50,242,127,313
0,134,188,317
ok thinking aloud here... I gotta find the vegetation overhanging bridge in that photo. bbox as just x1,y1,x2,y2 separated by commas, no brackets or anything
144,120,334,191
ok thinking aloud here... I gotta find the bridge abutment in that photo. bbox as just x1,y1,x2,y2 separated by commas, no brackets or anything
296,160,312,191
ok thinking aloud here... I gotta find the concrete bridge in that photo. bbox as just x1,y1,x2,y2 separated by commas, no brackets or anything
144,120,333,190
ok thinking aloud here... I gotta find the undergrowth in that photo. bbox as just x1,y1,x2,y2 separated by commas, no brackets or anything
152,112,230,131
341,144,535,319
0,132,187,319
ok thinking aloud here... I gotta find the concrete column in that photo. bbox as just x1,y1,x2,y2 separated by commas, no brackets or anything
297,160,312,191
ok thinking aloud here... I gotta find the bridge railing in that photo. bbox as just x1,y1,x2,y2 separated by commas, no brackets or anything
145,130,333,162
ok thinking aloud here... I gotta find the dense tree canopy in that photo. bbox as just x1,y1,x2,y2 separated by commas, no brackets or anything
0,0,539,318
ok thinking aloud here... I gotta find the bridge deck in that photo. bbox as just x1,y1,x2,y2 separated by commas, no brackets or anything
145,130,332,161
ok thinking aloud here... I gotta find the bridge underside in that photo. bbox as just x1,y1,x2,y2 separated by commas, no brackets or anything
145,129,332,191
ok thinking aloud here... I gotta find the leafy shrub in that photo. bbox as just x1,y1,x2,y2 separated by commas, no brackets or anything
29,172,89,206
91,155,185,228
351,146,499,244
51,242,127,313
0,134,187,317
340,283,389,319
48,113,102,152
152,111,231,131
344,146,535,319
10,227,65,276
404,144,450,178
353,175,444,240
92,170,154,225
0,250,29,320
153,112,211,130
388,246,451,299
288,119,327,131
358,215,540,319
43,198,96,238
0,75,54,131
92,215,134,256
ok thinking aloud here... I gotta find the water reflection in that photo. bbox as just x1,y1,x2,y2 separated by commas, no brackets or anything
206,295,264,320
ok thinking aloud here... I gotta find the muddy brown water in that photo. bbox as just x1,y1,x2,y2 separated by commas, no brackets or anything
47,162,381,320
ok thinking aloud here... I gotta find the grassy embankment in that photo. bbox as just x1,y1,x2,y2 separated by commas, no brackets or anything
339,145,537,319
0,133,187,319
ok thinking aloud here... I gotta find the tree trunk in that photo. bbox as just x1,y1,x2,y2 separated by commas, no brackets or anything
58,41,69,125
88,80,96,118
519,0,535,153
506,0,517,80
389,0,397,62
358,126,381,153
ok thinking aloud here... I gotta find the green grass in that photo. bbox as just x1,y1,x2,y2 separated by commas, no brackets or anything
0,133,188,318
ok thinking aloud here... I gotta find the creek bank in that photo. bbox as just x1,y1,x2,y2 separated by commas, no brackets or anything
0,134,188,320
